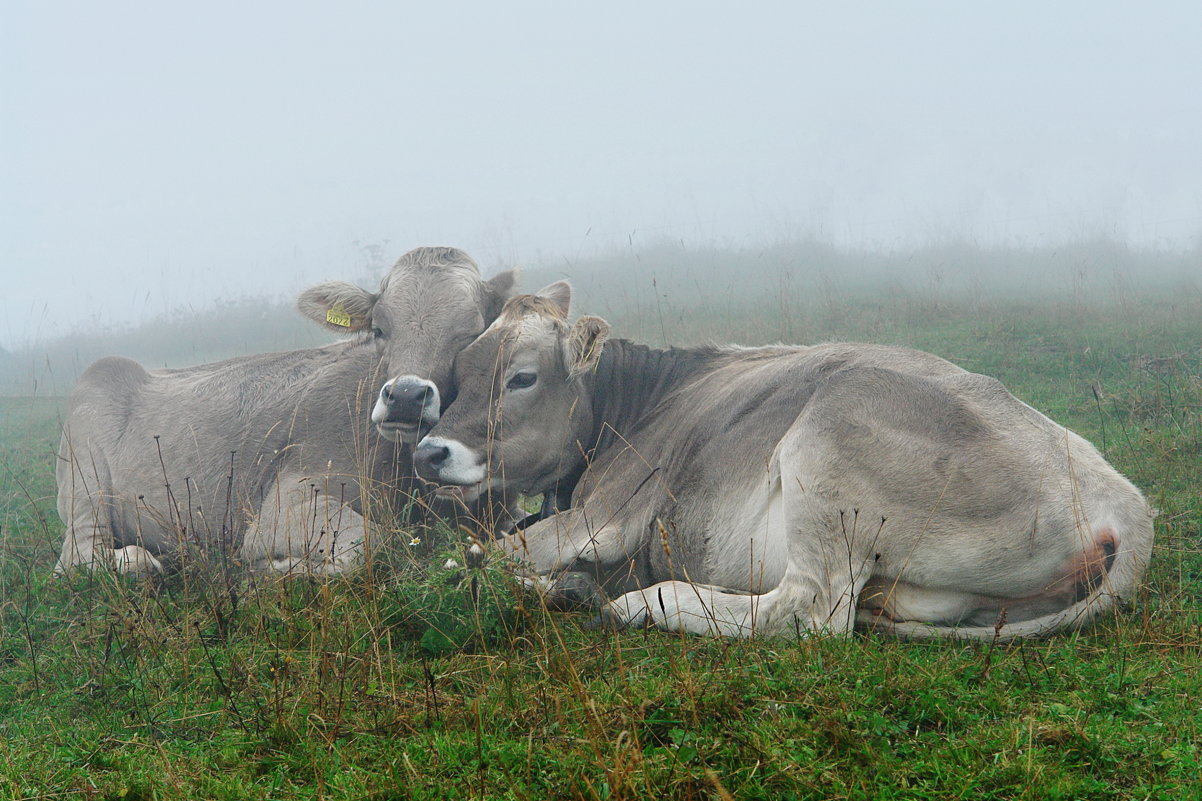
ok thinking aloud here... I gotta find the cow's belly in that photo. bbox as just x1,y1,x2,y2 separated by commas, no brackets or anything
859,574,1085,627
869,511,1087,599
106,480,239,551
701,484,790,592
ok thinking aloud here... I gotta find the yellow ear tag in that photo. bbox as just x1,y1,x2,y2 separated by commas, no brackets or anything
326,305,353,328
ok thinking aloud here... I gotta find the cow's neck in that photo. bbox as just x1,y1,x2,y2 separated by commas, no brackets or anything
584,338,718,455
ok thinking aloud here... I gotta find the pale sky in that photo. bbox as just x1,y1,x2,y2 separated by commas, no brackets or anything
3,1,1200,348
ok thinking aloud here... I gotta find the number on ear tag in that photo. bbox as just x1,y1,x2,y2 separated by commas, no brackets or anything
326,306,352,328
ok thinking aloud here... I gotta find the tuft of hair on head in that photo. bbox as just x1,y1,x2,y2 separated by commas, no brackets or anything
500,294,569,322
392,245,479,274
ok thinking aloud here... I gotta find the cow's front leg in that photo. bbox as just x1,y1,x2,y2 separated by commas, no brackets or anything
520,570,608,611
501,509,632,574
599,581,763,637
502,510,636,609
599,478,874,638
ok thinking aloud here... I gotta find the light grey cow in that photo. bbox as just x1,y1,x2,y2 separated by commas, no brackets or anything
55,246,515,576
412,284,1154,640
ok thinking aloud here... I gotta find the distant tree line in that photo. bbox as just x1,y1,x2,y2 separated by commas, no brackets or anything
3,239,1198,396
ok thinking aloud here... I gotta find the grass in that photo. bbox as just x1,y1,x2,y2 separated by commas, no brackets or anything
1,261,1200,799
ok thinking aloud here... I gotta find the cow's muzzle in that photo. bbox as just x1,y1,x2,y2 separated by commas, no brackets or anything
371,376,441,440
414,436,486,490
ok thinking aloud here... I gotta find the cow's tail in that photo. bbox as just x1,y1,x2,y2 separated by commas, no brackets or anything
864,514,1155,642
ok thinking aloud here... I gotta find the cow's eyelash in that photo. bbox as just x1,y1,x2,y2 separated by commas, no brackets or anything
506,372,537,390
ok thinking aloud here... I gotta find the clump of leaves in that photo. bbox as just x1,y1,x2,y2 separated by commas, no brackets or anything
386,541,522,656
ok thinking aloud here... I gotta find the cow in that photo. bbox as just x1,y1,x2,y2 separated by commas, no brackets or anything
54,246,516,576
411,283,1155,640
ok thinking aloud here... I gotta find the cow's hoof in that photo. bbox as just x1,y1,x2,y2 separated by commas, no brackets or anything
583,608,627,631
544,571,607,611
584,600,656,632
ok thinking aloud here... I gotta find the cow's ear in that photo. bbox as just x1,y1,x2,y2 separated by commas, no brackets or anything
296,282,378,333
536,280,572,319
487,269,518,299
567,315,609,378
483,269,519,321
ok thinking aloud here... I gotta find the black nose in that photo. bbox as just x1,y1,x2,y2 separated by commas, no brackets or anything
414,441,450,479
383,380,431,410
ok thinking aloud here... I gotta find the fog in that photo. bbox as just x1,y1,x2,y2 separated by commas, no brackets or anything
3,1,1201,350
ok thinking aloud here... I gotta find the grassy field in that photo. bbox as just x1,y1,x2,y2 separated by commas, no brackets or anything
1,268,1200,799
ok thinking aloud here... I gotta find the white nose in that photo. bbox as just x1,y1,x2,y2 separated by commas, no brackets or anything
413,436,486,485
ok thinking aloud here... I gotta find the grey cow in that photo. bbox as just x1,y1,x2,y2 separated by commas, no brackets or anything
55,246,515,576
413,284,1154,640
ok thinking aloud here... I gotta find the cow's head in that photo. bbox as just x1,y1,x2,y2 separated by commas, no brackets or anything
412,281,609,504
297,246,516,442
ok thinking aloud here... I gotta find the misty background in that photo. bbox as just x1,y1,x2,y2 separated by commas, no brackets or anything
3,1,1200,393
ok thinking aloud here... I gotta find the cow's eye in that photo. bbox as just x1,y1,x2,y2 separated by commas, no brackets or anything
371,326,385,339
506,372,537,390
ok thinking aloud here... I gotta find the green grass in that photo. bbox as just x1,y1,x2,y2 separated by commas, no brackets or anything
1,280,1200,800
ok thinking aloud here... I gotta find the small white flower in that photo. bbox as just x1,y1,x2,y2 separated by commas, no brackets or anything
465,542,486,568
409,536,422,546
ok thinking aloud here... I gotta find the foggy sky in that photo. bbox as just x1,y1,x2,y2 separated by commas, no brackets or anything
3,1,1200,348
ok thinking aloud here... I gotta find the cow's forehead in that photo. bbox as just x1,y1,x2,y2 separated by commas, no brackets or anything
460,312,562,371
380,260,481,300
389,246,479,277
488,310,564,350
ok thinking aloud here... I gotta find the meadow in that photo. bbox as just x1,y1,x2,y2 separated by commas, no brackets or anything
1,242,1200,799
